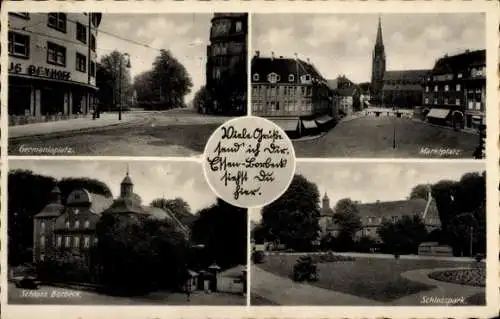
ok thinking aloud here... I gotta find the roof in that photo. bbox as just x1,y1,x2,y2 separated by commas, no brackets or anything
36,191,113,218
35,203,65,218
384,70,430,83
251,56,325,84
356,198,440,225
121,174,133,185
89,193,114,215
326,79,339,90
382,84,423,91
358,83,371,93
433,49,486,74
336,85,358,96
103,196,144,215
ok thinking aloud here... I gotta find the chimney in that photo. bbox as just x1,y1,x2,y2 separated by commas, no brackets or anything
255,50,260,57
279,55,284,58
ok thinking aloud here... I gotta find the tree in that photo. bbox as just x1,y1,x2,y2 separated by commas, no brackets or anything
193,85,212,114
150,197,197,227
133,71,155,103
190,198,247,269
332,198,362,240
150,49,193,109
377,215,428,254
95,213,189,294
96,63,114,111
99,51,132,110
409,184,431,200
260,174,321,251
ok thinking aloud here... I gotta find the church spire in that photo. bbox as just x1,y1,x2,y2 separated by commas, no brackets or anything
375,16,383,48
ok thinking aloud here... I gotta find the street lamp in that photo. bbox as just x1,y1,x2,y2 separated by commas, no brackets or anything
393,105,397,149
119,53,131,121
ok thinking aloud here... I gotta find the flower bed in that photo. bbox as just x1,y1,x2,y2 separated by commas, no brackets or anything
428,268,485,287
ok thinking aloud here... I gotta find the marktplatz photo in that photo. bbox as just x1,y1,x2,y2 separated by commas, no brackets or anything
251,13,486,158
8,12,248,156
251,162,486,306
8,160,247,305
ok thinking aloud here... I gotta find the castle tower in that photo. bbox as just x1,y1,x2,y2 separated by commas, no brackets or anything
322,192,330,211
120,166,133,198
371,16,386,105
50,185,62,204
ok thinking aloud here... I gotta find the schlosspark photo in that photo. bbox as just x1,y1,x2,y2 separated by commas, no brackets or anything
251,13,486,158
8,12,248,156
251,162,486,305
8,160,247,305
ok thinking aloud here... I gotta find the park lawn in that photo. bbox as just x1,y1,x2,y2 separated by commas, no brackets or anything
260,255,477,302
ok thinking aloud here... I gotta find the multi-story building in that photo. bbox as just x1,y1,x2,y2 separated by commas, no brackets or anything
251,52,335,136
205,13,247,115
8,12,102,126
327,76,361,116
319,192,441,242
370,17,430,108
422,49,486,130
33,171,190,267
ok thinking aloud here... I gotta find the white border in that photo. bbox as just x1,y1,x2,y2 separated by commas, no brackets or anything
1,1,499,319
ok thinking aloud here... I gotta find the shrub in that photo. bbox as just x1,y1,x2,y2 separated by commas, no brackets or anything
292,256,318,282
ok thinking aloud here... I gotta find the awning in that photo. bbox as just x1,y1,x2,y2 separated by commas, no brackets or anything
426,108,450,119
273,119,299,132
302,119,318,129
315,115,334,124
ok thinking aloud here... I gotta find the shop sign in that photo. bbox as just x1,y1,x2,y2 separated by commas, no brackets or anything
8,62,71,81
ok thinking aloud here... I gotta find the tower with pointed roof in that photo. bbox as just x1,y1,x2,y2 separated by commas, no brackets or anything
120,167,133,199
322,192,330,212
371,16,386,104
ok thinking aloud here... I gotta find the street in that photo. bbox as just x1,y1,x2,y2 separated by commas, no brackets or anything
293,115,479,158
8,108,235,157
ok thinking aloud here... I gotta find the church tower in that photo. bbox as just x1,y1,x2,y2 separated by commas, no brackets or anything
322,193,330,211
371,16,386,105
120,166,133,198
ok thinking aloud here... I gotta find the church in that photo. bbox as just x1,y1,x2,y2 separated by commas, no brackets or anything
318,191,441,242
32,170,190,264
371,17,430,108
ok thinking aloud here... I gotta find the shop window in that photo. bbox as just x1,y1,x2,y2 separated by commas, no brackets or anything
8,31,30,58
76,23,87,44
76,53,87,73
48,13,67,33
47,42,66,66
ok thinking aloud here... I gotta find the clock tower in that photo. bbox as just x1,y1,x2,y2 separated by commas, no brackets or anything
371,16,386,105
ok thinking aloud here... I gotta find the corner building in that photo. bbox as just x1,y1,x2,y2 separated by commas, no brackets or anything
8,12,102,125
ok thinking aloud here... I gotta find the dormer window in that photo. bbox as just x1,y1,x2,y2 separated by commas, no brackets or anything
253,73,260,81
288,74,295,82
267,72,280,84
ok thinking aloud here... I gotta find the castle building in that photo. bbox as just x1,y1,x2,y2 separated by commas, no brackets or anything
422,49,486,130
251,52,335,136
33,171,190,264
205,13,248,115
318,192,441,242
370,17,430,108
8,12,102,126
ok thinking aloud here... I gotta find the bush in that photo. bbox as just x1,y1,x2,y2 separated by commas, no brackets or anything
292,256,318,282
252,251,265,264
317,252,355,263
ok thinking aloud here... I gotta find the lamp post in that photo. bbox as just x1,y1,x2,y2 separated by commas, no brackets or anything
118,53,131,121
393,105,397,149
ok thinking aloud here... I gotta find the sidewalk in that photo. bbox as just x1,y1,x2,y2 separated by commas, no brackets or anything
9,112,139,139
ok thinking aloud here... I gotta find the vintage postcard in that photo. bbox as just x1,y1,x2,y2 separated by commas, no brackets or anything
0,1,499,319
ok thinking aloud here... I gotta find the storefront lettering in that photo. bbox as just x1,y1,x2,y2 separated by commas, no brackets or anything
8,62,71,81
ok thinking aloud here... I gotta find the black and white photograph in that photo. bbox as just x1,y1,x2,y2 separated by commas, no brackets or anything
251,13,486,158
7,160,247,305
251,162,486,306
7,12,248,156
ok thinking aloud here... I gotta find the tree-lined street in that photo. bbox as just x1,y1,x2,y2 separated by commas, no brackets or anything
9,108,233,156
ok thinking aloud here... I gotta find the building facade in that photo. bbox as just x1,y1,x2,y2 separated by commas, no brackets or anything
33,172,190,265
251,53,335,136
328,76,361,116
370,17,429,108
205,13,248,116
8,12,102,126
319,192,441,242
422,49,486,130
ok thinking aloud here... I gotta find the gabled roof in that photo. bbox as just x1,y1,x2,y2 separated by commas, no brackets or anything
35,203,65,218
326,79,339,90
433,49,485,74
336,85,359,97
103,196,144,215
251,56,325,84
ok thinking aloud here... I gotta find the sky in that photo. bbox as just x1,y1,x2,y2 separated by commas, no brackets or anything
97,14,212,103
250,162,485,222
9,160,217,213
252,13,485,83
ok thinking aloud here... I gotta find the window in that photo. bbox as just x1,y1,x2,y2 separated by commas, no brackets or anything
94,238,99,244
434,85,438,92
368,217,373,224
253,73,260,81
456,99,461,106
288,74,295,82
456,84,461,91
40,236,46,248
10,13,30,19
41,221,46,233
424,97,429,104
90,61,96,77
91,35,96,51
74,220,80,229
84,220,90,229
84,236,90,248
76,23,87,43
444,85,449,92
425,86,429,92
47,13,67,33
235,21,243,32
40,254,45,261
267,73,280,83
444,98,448,105
65,236,71,248
47,42,66,66
57,236,62,247
74,209,79,215
74,236,80,248
65,220,70,229
76,53,86,73
434,99,437,105
457,73,463,79
8,32,30,58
